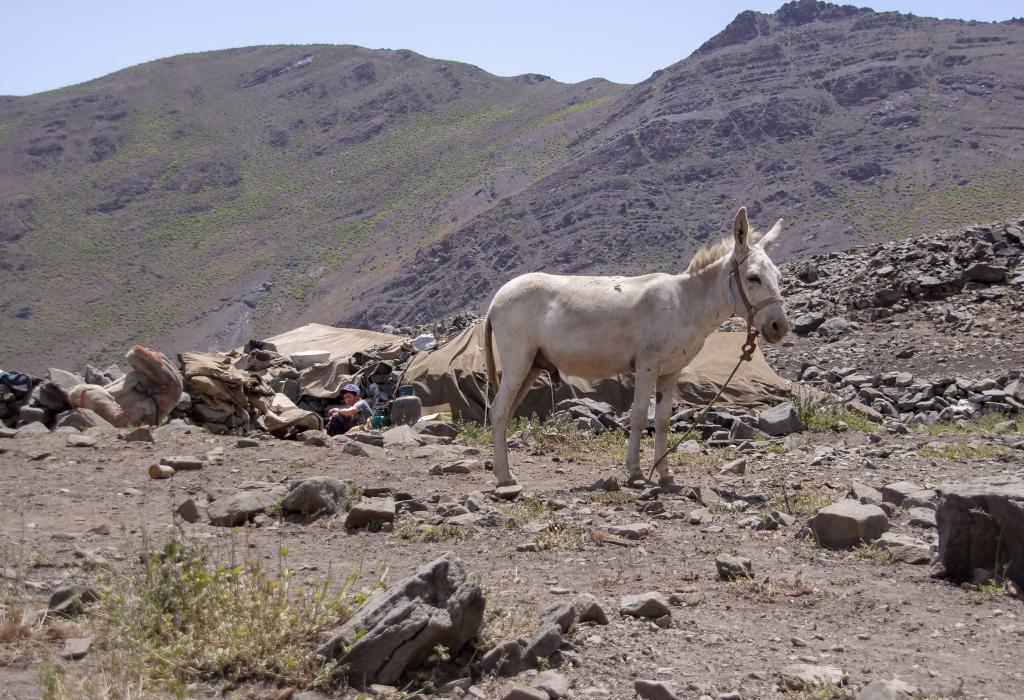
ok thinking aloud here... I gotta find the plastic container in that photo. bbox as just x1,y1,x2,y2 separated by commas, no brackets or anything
390,392,423,426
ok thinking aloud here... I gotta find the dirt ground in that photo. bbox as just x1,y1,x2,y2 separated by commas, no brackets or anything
2,411,1022,699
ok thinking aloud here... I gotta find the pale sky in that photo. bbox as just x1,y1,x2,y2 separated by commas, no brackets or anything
1,1,1020,96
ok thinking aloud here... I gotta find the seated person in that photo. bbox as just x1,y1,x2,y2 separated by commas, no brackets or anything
326,383,373,436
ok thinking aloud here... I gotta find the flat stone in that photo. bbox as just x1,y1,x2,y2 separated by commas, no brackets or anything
575,594,608,625
59,636,93,660
15,422,50,438
882,481,921,506
65,433,97,448
620,592,670,619
606,523,654,540
236,437,260,448
159,455,204,471
876,532,932,564
207,482,287,526
429,459,480,475
720,458,746,475
809,500,889,549
48,585,100,616
346,498,396,528
494,484,524,500
850,481,883,506
383,424,423,447
340,439,386,459
55,408,112,432
346,430,385,448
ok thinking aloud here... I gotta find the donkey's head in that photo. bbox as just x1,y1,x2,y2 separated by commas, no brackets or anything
730,207,789,343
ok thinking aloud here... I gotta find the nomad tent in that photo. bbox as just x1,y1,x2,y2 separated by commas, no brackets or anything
402,322,793,422
262,323,400,362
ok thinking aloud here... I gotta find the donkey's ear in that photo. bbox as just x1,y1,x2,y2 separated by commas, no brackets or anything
760,218,784,248
733,207,750,253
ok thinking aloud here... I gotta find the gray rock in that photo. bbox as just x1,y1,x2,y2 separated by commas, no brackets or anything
283,476,347,515
606,523,654,540
416,421,460,439
159,455,204,471
906,507,937,529
876,532,931,564
59,636,94,660
346,498,396,528
495,484,524,500
715,553,753,580
317,552,484,684
792,312,825,335
881,481,921,506
620,592,670,619
720,458,746,475
964,262,1007,283
301,430,330,447
48,585,100,616
15,422,50,437
809,500,889,549
817,316,852,338
575,594,609,625
532,670,570,699
758,403,803,436
850,481,883,506
346,430,385,448
65,433,97,448
429,459,480,475
383,424,423,447
340,439,386,459
55,408,111,431
125,426,155,443
936,476,1024,587
482,624,563,676
176,498,201,523
635,680,681,700
207,482,287,526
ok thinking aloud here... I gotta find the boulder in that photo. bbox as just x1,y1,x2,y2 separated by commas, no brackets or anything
881,481,921,506
339,439,386,460
15,422,50,437
383,424,423,447
416,421,460,439
346,431,385,448
159,455,204,471
779,664,847,691
758,403,803,436
532,670,570,699
850,481,883,506
207,482,287,526
282,477,347,515
809,500,889,548
429,459,480,475
935,476,1024,587
792,312,825,335
817,316,852,338
317,552,484,685
481,624,563,676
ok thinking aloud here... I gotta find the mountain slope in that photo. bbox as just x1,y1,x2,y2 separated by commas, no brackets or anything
0,45,623,371
340,1,1024,328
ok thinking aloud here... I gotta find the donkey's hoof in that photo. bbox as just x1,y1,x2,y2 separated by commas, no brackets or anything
495,477,519,488
626,476,650,489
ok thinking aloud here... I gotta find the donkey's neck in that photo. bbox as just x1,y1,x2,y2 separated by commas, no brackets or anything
677,256,736,336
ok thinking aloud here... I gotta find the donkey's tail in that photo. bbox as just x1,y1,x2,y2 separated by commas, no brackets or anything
483,315,498,399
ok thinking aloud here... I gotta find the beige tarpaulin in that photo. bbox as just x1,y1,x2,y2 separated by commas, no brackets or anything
402,323,792,422
262,323,401,362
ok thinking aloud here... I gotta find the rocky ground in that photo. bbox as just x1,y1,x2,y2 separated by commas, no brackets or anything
2,219,1024,700
1,408,1022,699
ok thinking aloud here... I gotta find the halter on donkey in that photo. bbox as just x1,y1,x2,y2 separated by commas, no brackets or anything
483,207,789,488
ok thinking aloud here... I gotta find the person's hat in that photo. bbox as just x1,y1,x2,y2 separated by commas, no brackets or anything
341,383,360,396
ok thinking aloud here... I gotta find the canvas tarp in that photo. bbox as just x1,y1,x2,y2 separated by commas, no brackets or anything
402,323,793,422
262,323,401,362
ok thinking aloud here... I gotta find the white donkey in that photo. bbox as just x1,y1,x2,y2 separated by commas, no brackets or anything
483,207,789,487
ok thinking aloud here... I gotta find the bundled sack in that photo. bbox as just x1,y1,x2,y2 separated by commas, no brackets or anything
69,345,183,427
179,351,276,428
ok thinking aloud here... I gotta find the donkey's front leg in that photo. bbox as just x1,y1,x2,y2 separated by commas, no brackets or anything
625,366,657,485
652,372,680,487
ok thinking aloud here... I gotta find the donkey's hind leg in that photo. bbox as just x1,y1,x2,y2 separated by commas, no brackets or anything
490,351,536,487
625,364,658,485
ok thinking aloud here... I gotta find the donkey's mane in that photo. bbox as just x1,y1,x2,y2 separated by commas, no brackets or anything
686,238,732,272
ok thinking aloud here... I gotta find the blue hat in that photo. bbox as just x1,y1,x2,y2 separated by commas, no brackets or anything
341,383,360,395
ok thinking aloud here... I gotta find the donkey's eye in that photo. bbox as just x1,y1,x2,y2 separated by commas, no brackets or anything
747,275,762,284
